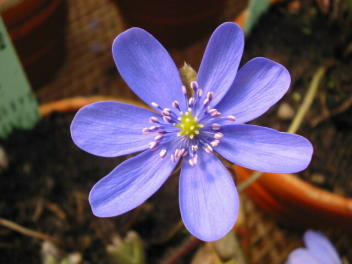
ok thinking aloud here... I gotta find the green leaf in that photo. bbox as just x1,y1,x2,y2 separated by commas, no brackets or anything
244,0,270,35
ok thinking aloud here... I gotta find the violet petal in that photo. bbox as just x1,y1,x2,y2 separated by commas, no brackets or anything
216,124,313,173
89,148,177,217
71,101,156,157
216,57,290,123
179,151,239,241
113,27,186,110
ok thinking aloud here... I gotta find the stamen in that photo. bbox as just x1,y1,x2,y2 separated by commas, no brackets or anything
208,108,221,117
211,123,221,131
188,154,198,166
190,81,198,92
149,141,158,150
210,140,220,147
162,108,171,116
178,148,186,157
191,145,198,151
206,91,214,101
148,126,159,131
149,116,159,123
142,128,151,134
151,102,161,110
214,132,224,140
203,143,213,153
188,97,195,107
163,115,172,123
172,100,180,110
197,89,203,98
227,115,236,122
154,134,163,141
159,149,167,158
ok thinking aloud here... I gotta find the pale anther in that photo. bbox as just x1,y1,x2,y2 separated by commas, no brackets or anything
206,91,214,101
203,144,213,153
154,134,163,141
159,149,167,158
190,81,198,91
210,140,220,147
214,132,224,140
151,102,160,109
211,123,221,131
149,116,159,123
227,115,236,122
163,116,172,123
172,100,180,110
197,89,203,98
162,108,171,116
149,141,158,150
142,128,150,134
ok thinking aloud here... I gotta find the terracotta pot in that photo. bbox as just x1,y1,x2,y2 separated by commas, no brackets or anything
1,0,68,88
232,165,352,230
111,0,226,48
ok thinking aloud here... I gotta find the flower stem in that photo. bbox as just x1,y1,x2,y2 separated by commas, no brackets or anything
287,66,326,134
238,65,327,192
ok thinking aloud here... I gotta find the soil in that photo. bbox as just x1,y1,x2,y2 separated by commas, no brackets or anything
1,1,351,264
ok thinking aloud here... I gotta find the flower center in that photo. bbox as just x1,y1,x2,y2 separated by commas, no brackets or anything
176,111,203,138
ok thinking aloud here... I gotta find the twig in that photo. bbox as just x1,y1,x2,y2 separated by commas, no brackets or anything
311,95,352,127
0,217,58,244
238,65,327,191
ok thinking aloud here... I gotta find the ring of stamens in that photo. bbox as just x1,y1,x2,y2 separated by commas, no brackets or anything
142,81,236,166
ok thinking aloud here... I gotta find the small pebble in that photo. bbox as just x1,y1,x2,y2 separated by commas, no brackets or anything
277,102,295,120
311,173,326,185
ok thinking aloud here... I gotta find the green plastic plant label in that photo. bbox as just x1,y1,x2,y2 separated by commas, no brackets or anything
0,16,39,139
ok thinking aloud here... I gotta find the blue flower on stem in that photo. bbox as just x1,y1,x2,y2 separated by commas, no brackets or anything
286,230,341,264
70,22,313,241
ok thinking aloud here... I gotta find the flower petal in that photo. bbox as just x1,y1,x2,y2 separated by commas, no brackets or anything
71,101,157,157
286,249,321,264
216,124,313,173
89,148,177,217
179,151,239,241
113,27,186,110
197,22,244,108
216,57,291,123
304,231,341,264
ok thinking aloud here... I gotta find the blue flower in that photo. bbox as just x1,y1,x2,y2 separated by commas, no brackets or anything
286,230,341,264
70,22,313,241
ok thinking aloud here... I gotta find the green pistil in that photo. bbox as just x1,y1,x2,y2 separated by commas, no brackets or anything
176,111,203,138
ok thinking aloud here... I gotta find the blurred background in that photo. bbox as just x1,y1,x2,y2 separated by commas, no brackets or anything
0,0,351,263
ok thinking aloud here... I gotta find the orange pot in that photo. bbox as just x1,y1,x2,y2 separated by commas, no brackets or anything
1,0,68,88
233,166,352,230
